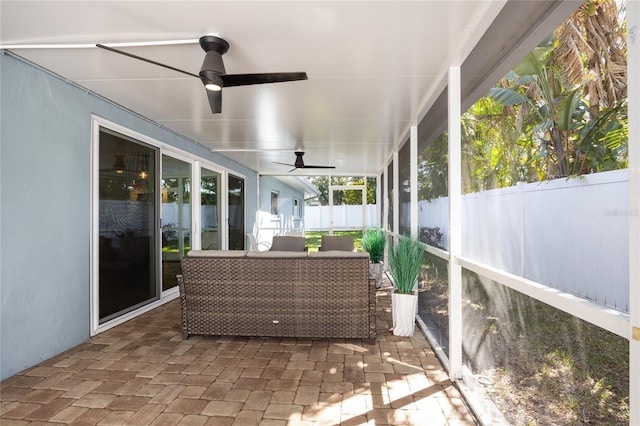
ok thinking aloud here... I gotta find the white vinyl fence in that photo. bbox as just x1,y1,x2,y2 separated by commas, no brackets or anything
304,205,379,230
419,169,630,313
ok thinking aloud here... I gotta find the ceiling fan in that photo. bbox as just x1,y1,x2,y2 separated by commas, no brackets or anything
96,35,307,114
274,151,336,172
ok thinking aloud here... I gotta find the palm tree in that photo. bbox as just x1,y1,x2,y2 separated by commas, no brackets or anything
553,0,626,116
486,0,627,178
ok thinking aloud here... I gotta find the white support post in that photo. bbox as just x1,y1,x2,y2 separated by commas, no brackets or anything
448,65,463,381
362,182,367,232
376,173,382,228
628,2,640,425
329,177,334,236
192,161,202,250
410,125,419,239
383,168,389,231
393,151,400,237
220,171,228,250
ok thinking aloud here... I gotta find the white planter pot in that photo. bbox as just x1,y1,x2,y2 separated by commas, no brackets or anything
369,262,383,288
391,290,418,337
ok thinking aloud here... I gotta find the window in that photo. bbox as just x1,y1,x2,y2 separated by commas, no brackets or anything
293,198,301,217
270,191,279,215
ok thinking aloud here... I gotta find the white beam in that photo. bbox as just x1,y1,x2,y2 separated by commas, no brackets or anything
628,1,640,424
458,256,629,338
448,65,463,380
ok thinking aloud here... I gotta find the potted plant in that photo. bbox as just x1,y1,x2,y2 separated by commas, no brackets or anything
361,228,386,288
387,234,423,337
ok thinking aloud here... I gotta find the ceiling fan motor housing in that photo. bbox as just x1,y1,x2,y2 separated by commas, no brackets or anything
200,55,226,91
199,35,229,54
199,36,228,87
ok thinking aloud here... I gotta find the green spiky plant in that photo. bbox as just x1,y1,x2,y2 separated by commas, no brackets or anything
387,235,424,294
361,228,386,263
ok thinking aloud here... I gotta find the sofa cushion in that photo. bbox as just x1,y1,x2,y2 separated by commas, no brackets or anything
319,235,355,251
187,250,247,257
247,250,308,258
309,251,369,259
270,236,306,251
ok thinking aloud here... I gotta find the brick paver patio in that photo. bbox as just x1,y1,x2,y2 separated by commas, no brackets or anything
0,281,476,425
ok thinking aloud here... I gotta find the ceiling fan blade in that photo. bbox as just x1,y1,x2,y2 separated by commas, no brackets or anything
273,161,296,167
205,89,222,114
221,72,308,87
302,165,336,169
96,44,199,78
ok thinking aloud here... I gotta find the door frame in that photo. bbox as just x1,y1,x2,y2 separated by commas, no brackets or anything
91,116,166,335
90,117,246,335
328,184,366,235
197,160,227,250
160,149,194,294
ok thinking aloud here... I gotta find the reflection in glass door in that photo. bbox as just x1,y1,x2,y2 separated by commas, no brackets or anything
201,167,222,249
161,156,191,291
228,174,245,250
98,128,158,323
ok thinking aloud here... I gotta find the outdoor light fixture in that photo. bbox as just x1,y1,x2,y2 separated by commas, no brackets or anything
204,82,222,91
137,159,148,179
202,74,223,91
114,154,126,174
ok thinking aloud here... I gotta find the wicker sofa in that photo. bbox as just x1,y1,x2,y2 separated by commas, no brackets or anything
177,250,376,340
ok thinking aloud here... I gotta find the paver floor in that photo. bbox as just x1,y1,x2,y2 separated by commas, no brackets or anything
1,281,476,425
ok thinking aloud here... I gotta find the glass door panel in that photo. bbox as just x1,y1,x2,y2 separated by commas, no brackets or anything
161,156,191,291
201,167,222,249
98,128,158,323
228,174,245,250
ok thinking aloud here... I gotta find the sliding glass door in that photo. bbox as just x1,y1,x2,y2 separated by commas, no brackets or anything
228,174,245,250
161,155,191,291
93,119,248,332
201,167,222,250
98,128,159,323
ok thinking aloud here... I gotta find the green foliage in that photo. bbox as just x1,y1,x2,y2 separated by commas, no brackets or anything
308,176,330,205
387,235,424,294
304,230,363,252
461,97,538,192
361,228,386,263
306,176,376,206
460,2,627,189
200,175,218,206
418,133,448,201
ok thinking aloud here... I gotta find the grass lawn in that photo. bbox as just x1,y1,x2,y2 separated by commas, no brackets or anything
304,230,363,252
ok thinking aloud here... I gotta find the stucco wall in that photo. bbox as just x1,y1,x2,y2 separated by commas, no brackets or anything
255,176,306,243
0,51,257,380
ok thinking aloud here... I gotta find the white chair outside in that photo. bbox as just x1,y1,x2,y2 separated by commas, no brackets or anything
247,233,271,251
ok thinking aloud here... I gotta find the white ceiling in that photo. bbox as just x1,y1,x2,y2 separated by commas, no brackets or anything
0,1,506,176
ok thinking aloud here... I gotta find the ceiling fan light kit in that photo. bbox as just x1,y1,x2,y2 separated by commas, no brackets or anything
199,36,227,91
96,34,307,114
203,75,223,91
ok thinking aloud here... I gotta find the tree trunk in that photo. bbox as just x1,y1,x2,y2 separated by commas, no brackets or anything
551,127,567,177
